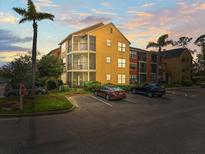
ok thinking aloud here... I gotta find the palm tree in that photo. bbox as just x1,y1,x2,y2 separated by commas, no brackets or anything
174,36,192,48
146,34,173,53
13,0,54,95
146,34,173,82
195,35,205,74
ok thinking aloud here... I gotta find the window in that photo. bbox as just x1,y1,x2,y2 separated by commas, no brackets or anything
138,52,147,61
118,42,126,52
68,39,72,52
89,36,96,51
130,75,137,84
130,51,137,59
151,64,157,73
182,58,185,63
80,36,88,50
151,74,157,82
118,74,126,84
151,54,158,63
106,74,111,81
110,28,113,34
118,59,126,68
106,57,111,63
130,63,137,69
67,55,72,70
106,40,112,46
139,74,146,84
139,62,146,73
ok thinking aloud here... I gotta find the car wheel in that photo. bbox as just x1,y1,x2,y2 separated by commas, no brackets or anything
147,93,153,98
106,95,110,101
131,89,136,94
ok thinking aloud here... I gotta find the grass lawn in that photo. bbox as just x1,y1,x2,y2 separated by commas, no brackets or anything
0,92,73,114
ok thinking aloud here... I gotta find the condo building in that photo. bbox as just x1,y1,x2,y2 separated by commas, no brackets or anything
51,23,192,86
59,23,130,86
130,47,158,85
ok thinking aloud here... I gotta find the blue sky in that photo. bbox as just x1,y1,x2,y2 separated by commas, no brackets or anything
0,0,205,65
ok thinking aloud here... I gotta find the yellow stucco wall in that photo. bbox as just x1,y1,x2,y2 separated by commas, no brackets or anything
89,24,130,85
162,51,192,83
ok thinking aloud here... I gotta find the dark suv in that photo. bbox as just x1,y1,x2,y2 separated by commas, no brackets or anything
4,83,47,97
131,83,166,97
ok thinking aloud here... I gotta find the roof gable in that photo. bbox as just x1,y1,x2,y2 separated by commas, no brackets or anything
59,23,104,45
88,22,131,44
160,48,189,58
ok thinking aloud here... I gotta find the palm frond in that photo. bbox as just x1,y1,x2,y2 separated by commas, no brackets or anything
27,0,36,14
19,17,30,24
163,40,173,46
146,42,159,49
36,12,54,21
195,35,205,46
13,7,27,16
157,34,169,45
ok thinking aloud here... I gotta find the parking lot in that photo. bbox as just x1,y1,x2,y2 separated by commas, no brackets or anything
0,87,205,154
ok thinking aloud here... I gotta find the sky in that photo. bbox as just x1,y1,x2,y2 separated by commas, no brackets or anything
0,0,205,66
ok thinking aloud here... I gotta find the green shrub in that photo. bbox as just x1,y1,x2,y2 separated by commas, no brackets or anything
117,85,132,91
59,85,70,92
57,79,64,86
83,81,101,92
46,79,57,90
181,80,193,87
162,83,176,88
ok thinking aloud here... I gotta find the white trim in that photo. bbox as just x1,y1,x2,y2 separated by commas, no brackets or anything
67,70,96,72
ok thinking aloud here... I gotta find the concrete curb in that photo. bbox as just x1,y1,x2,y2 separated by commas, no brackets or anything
0,96,76,118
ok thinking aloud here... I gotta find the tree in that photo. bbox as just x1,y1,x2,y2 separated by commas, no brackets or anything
38,55,64,80
146,34,173,53
174,36,192,48
192,53,204,76
13,0,54,95
0,55,32,88
195,35,205,74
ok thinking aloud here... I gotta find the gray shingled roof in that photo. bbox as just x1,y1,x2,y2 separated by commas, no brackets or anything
160,48,187,58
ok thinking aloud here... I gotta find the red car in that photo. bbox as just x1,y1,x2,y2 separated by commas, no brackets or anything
94,86,126,100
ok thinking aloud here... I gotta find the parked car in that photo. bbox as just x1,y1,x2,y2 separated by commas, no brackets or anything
130,83,166,97
94,86,127,100
4,83,47,97
200,82,205,88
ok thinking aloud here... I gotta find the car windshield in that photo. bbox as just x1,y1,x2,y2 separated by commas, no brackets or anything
144,83,161,87
149,83,161,87
110,87,123,91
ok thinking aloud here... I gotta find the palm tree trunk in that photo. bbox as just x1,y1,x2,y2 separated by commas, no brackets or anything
32,21,37,95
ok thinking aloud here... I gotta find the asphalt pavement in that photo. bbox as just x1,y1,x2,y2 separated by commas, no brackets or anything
0,87,205,154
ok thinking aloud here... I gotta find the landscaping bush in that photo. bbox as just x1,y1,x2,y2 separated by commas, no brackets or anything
162,83,177,88
83,81,101,92
57,79,64,86
117,85,132,91
59,85,70,92
181,80,193,87
46,79,57,90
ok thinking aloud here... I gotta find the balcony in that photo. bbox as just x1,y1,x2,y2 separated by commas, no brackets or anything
73,62,88,70
68,35,96,52
67,53,96,70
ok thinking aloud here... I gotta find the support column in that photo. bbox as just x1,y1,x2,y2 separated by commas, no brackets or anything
87,35,90,82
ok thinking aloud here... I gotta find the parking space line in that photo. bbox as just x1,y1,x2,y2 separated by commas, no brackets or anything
89,96,113,107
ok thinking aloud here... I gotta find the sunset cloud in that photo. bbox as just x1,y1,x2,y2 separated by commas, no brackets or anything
0,12,17,24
